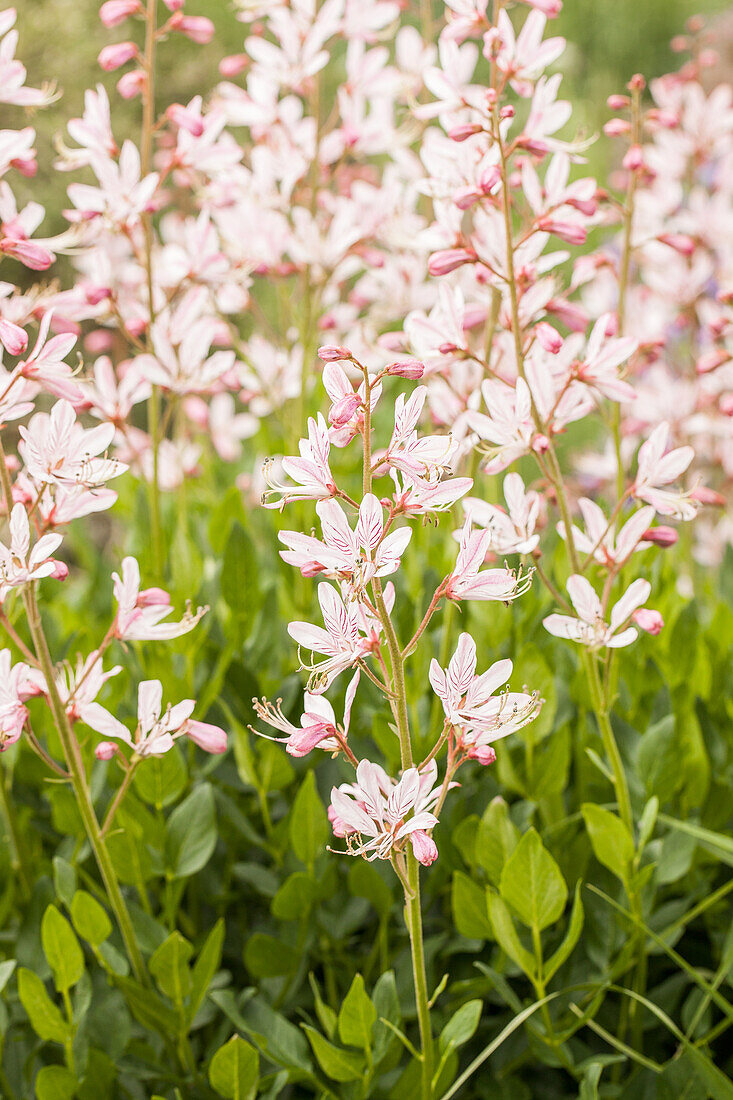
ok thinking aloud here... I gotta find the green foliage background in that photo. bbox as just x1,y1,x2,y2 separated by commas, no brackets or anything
0,1,732,1098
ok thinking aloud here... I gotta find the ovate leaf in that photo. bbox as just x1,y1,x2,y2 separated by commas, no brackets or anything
209,1035,259,1100
500,828,567,931
338,974,376,1050
41,904,84,992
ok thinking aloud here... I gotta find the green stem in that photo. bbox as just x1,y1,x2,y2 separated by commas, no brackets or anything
406,853,434,1100
0,763,31,901
583,651,632,835
22,587,148,985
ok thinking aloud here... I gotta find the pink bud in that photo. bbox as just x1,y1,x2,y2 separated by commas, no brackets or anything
535,322,562,354
117,69,146,98
162,0,184,9
632,608,664,635
170,13,215,43
696,348,729,374
387,358,425,379
607,94,630,110
720,394,733,416
318,344,352,362
698,48,718,68
184,720,228,754
0,238,54,270
658,232,695,256
0,319,28,356
604,118,632,137
49,561,69,581
95,741,118,760
691,486,725,507
628,73,646,92
329,393,361,427
643,526,678,548
499,105,515,120
99,0,142,27
469,745,497,766
537,218,587,246
98,41,138,71
448,123,483,142
428,248,476,276
410,830,438,867
479,164,501,192
671,35,688,53
532,434,550,455
453,186,482,210
219,53,248,77
623,144,644,171
166,103,204,136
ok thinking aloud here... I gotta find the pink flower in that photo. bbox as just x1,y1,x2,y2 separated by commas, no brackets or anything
429,633,541,755
279,494,411,590
321,362,380,447
98,42,138,72
462,473,540,555
632,422,698,520
16,310,83,402
19,400,127,489
0,503,63,594
330,759,442,866
383,388,458,481
445,521,533,602
0,649,39,751
96,679,226,758
169,14,215,44
0,318,27,356
262,414,338,508
557,500,656,567
288,582,384,692
543,575,653,649
112,557,206,640
99,0,143,28
254,670,360,758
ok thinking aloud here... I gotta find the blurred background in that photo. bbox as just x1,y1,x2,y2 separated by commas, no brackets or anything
6,0,732,238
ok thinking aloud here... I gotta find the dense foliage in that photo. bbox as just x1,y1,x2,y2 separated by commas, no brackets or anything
0,2,732,1099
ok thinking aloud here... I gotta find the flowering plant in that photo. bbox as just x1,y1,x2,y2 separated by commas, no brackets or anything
0,1,731,1098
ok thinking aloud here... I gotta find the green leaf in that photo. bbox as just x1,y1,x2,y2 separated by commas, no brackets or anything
544,882,584,983
372,970,400,1066
17,968,70,1044
244,933,299,979
637,715,680,802
35,1065,77,1100
309,974,337,1040
338,974,376,1050
209,1035,260,1100
70,890,112,947
302,1024,365,1082
221,523,257,623
115,976,179,1038
189,919,225,1024
439,1000,482,1052
165,783,217,879
578,1062,603,1100
658,813,733,868
52,857,76,909
289,772,328,868
500,828,567,931
0,959,16,993
475,798,518,886
451,871,494,940
486,893,535,979
134,746,187,808
271,871,320,920
42,904,84,992
150,932,194,1004
582,804,634,884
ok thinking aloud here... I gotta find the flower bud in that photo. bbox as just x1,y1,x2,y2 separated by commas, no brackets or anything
184,720,228,754
219,53,249,77
410,830,438,866
531,434,550,455
98,41,138,71
169,13,215,43
535,322,562,354
469,745,497,766
643,525,678,548
137,586,171,607
696,348,729,374
670,35,688,53
49,561,69,581
0,237,54,270
117,69,146,98
691,486,725,506
607,94,630,110
622,143,644,171
628,73,646,92
448,123,483,142
329,393,361,427
537,218,587,245
720,394,733,416
604,118,631,137
95,741,117,760
318,344,352,362
0,319,28,356
658,232,695,256
479,164,501,192
632,608,664,635
387,358,425,379
99,0,142,27
427,248,476,276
